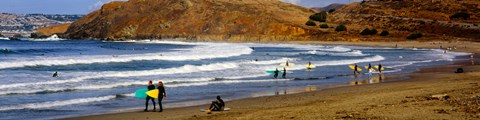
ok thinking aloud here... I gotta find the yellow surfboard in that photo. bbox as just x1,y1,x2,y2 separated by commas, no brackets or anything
146,89,159,98
374,66,385,71
349,65,362,72
364,66,376,72
304,64,316,69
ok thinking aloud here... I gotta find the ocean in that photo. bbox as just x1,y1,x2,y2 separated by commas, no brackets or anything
0,39,469,120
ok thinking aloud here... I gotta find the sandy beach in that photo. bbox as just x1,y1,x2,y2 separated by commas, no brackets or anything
64,41,480,120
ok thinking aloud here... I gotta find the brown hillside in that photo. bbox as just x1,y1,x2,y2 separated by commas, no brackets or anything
331,0,480,39
36,23,72,36
65,0,326,41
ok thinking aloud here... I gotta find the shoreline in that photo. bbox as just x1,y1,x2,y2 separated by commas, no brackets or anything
62,40,480,120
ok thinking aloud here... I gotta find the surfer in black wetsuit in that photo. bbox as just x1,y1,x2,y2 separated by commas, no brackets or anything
368,63,372,70
274,68,279,79
157,81,166,112
52,72,58,77
378,64,383,73
354,63,358,75
286,61,289,66
144,81,156,112
282,67,287,79
209,96,225,111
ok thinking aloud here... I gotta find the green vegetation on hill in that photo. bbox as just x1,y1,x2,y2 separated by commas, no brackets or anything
379,30,389,36
319,24,329,28
305,21,317,26
360,28,378,35
407,33,423,40
335,24,347,32
309,11,327,22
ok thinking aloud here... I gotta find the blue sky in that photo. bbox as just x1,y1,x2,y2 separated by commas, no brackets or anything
0,0,361,14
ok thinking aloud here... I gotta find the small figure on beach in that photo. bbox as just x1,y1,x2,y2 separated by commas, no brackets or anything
144,81,156,112
157,81,167,112
274,68,279,79
286,61,289,66
52,72,59,77
378,64,383,73
307,61,312,70
282,67,287,79
368,63,372,70
354,63,359,75
208,96,225,111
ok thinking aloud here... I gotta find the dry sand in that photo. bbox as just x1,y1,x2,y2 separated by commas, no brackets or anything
64,41,480,120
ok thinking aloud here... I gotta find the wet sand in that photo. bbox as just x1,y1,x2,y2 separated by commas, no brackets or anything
64,41,480,120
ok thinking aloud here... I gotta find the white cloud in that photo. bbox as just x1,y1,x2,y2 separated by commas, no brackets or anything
280,0,302,4
88,0,128,10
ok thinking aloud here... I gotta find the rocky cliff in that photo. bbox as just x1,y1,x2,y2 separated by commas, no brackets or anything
65,0,325,41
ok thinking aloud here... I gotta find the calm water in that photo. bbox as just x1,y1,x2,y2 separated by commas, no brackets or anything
0,39,469,120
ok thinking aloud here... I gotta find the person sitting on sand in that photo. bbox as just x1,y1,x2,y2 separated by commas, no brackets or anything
282,67,287,79
274,68,279,79
144,81,156,112
52,72,59,77
208,96,225,111
157,81,167,112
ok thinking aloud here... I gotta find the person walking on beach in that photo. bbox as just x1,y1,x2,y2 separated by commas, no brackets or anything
307,61,312,70
274,68,279,79
208,96,225,111
378,64,383,73
354,63,359,75
144,81,156,112
282,67,287,79
157,81,166,112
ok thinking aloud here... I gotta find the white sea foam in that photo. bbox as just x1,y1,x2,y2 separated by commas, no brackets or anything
0,62,239,89
0,95,116,111
0,43,252,69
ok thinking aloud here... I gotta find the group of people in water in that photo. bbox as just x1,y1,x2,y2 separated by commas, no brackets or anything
143,80,225,112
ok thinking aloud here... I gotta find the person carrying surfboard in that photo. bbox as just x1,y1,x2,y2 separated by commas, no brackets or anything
307,61,312,70
282,67,287,79
157,81,166,112
274,68,279,79
368,63,372,70
354,63,359,75
378,64,383,73
208,96,225,111
144,81,156,112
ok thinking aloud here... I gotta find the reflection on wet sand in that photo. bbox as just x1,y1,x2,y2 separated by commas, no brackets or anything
350,74,385,85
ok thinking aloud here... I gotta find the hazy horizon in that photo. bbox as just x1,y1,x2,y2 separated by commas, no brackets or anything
0,0,361,15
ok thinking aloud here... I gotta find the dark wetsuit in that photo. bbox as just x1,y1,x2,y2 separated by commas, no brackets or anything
368,64,372,70
209,98,225,111
145,85,156,111
157,86,166,112
378,64,383,73
274,69,279,78
354,65,358,74
282,68,287,79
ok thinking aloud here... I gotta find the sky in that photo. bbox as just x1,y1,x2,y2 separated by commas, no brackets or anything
0,0,361,14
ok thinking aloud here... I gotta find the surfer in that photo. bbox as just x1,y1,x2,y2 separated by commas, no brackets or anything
368,63,372,70
307,61,312,70
157,81,167,112
282,67,287,79
274,68,279,79
286,61,289,66
354,64,359,75
52,72,58,77
208,96,225,111
144,81,156,112
378,64,383,73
